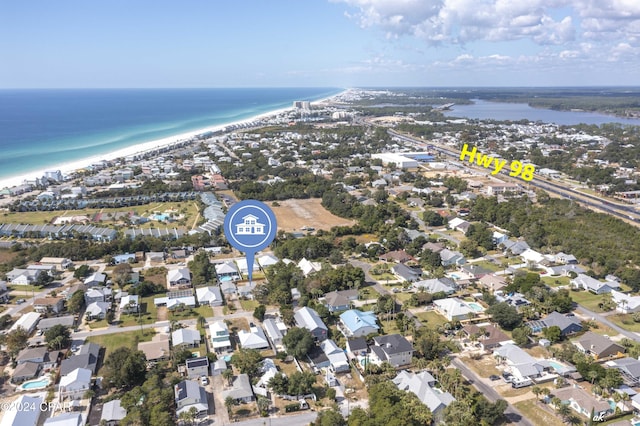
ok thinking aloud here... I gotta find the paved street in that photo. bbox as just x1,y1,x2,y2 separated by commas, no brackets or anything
576,305,640,341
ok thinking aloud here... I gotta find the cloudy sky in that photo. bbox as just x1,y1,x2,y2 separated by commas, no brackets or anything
1,0,638,87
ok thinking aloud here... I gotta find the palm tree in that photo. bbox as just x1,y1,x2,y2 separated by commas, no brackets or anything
565,414,582,425
556,403,571,421
550,396,562,408
225,396,235,415
256,396,271,416
588,370,599,384
531,386,542,401
621,392,631,412
222,368,234,386
197,315,206,329
541,387,551,400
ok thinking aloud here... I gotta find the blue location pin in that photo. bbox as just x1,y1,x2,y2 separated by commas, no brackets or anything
223,200,277,283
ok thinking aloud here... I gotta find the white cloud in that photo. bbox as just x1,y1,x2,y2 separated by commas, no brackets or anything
333,0,638,47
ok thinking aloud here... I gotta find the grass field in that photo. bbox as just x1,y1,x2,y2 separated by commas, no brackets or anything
570,290,607,312
541,276,571,288
87,329,155,369
414,310,448,329
608,314,640,332
269,198,356,232
513,400,565,426
460,356,500,378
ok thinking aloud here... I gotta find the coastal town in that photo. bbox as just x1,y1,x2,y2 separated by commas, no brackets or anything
2,88,640,426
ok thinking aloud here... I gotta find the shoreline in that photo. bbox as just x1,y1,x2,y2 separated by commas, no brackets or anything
0,90,346,190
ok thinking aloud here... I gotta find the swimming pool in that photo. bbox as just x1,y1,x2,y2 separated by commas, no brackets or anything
548,361,565,371
467,302,485,312
18,377,50,391
449,273,461,280
219,276,233,282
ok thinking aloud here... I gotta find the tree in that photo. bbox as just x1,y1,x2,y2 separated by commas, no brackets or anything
531,386,542,400
287,371,316,397
112,263,133,288
67,289,85,314
230,348,262,378
5,327,29,358
103,347,147,390
314,409,345,426
486,302,522,330
222,368,234,386
422,210,444,227
282,327,314,358
224,396,235,415
73,264,92,279
178,407,198,425
253,304,266,322
512,326,532,346
44,324,71,350
267,373,289,395
542,325,563,343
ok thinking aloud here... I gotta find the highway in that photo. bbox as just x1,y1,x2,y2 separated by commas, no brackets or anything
388,130,640,225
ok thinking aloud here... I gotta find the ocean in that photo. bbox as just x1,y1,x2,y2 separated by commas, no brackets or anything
0,88,341,185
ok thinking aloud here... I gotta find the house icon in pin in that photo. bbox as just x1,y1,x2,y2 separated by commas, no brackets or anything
235,214,266,235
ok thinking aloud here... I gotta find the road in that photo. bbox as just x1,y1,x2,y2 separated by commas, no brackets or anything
223,411,317,426
575,305,640,341
451,357,534,426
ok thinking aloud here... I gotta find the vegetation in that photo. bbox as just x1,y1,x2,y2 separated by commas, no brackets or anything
102,347,147,390
282,327,314,358
44,324,71,350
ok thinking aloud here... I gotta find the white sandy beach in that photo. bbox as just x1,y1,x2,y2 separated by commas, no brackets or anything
0,91,346,190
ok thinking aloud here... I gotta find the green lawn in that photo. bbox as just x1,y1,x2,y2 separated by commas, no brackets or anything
87,329,155,367
118,297,158,326
608,314,640,332
88,319,109,329
370,273,397,282
239,299,259,312
569,290,608,312
471,260,500,272
168,305,212,321
359,285,380,300
541,276,571,288
414,310,448,329
379,318,401,335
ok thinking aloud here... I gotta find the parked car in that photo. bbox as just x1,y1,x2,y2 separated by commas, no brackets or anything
200,376,209,386
15,299,26,304
489,375,500,381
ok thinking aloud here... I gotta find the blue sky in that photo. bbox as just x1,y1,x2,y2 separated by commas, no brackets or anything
1,0,639,88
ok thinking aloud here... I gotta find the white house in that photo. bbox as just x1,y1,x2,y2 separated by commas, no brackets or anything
195,286,223,307
119,295,139,313
43,413,83,426
0,394,44,426
392,371,455,422
172,328,201,348
59,367,92,400
611,290,640,314
571,274,619,294
167,268,191,289
235,214,265,235
209,321,232,353
298,258,322,276
238,325,269,350
175,380,209,417
101,399,127,426
433,298,474,321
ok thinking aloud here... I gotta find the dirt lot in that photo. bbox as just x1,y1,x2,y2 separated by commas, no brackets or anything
269,199,356,232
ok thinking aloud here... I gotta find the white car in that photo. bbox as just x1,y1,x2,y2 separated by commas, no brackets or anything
200,376,209,386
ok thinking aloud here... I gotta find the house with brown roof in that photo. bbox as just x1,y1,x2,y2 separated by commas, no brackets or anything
137,334,170,362
462,324,511,351
379,250,414,264
33,296,65,314
479,274,507,293
553,386,610,419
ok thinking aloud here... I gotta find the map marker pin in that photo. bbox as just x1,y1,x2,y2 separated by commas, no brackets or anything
223,200,277,284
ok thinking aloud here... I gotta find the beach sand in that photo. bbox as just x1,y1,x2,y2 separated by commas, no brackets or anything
0,91,346,190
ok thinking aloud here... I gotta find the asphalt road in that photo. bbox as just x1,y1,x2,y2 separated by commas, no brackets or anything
576,305,640,341
451,357,534,426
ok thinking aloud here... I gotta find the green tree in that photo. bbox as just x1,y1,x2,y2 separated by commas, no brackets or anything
230,348,262,378
44,324,71,350
282,327,314,358
542,325,562,343
112,263,132,288
67,289,85,314
512,326,532,346
314,408,345,426
225,396,235,414
5,327,29,358
73,264,92,279
253,304,266,322
222,368,234,386
486,302,522,330
287,371,316,397
103,347,147,390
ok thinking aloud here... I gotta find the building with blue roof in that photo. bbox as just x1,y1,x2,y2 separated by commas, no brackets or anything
339,309,379,338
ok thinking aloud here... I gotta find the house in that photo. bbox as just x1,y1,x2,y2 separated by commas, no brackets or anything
492,231,508,245
101,399,127,426
212,358,227,376
119,294,139,313
555,252,578,264
9,312,41,334
0,394,44,426
172,328,201,348
167,268,191,289
323,289,359,312
413,278,456,294
220,280,237,295
236,258,260,275
186,356,210,379
320,339,350,373
307,345,330,370
460,264,492,279
113,253,136,264
433,298,474,321
520,249,546,266
448,217,470,233
346,338,369,367
175,380,209,417
462,324,511,351
33,296,65,314
546,264,586,277
391,263,421,282
59,367,92,400
222,374,255,403
39,257,73,271
84,287,112,304
527,311,583,336
370,334,413,368
154,290,196,310
60,343,100,375
379,250,414,264
493,343,544,381
137,335,170,362
571,274,619,294
497,292,531,311
11,361,40,383
553,387,610,419
439,249,465,266
294,307,328,341
215,261,240,281
297,258,322,276
7,268,44,285
238,325,270,350
610,290,640,314
195,286,223,307
263,318,285,349
339,309,380,338
501,240,530,256
146,251,165,263
479,274,507,292
43,413,83,426
254,358,279,397
607,357,640,386
84,272,106,287
86,301,110,320
257,253,279,269
392,370,455,422
209,321,232,353
574,332,625,360
37,315,75,332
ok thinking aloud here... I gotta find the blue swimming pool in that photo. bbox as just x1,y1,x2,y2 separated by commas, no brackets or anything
219,276,233,282
449,273,461,280
467,302,485,312
19,377,50,390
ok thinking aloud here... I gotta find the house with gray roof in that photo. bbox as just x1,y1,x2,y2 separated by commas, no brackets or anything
392,370,455,422
60,343,100,376
37,315,76,332
501,240,530,255
84,272,106,287
175,380,209,417
528,311,583,336
413,278,456,294
546,264,586,277
322,289,358,312
553,387,610,420
439,249,465,266
493,343,544,381
86,301,110,320
574,332,625,360
222,374,255,403
101,399,127,426
607,357,640,386
370,334,413,368
571,274,619,294
172,328,201,348
263,318,285,349
294,307,328,341
391,263,421,282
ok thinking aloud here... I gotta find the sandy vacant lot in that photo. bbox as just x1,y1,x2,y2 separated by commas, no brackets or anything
269,198,356,232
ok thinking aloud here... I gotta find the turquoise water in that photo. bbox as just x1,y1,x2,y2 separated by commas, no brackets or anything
151,214,170,221
467,302,484,312
0,88,341,182
449,274,461,280
20,378,50,390
548,361,565,371
219,276,233,282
